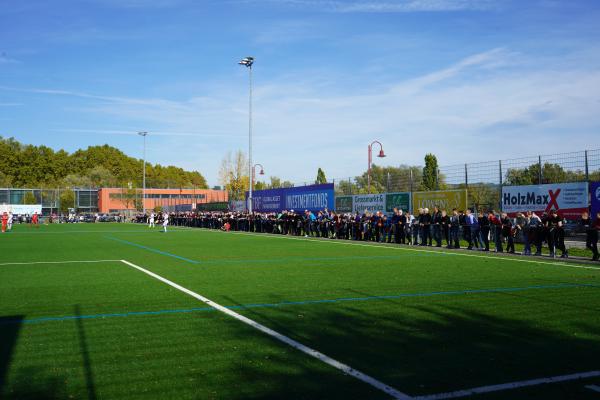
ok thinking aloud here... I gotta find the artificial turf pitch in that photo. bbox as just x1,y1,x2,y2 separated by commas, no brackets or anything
1,223,599,399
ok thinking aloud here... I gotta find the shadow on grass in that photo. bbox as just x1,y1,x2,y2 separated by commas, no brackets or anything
74,305,97,400
218,290,600,398
0,316,22,393
1,315,68,399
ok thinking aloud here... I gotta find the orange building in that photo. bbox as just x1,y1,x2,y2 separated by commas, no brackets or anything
97,188,228,214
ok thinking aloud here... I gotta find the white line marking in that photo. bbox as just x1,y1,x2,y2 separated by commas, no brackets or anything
0,259,121,266
415,371,600,399
200,229,600,271
586,384,600,393
119,259,412,400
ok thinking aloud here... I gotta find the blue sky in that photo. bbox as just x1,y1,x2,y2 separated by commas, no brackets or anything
1,0,599,186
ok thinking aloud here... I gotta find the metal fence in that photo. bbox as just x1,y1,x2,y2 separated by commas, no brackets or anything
256,148,600,211
0,188,98,214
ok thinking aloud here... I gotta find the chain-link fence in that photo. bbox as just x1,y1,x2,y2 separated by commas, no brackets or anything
252,148,599,211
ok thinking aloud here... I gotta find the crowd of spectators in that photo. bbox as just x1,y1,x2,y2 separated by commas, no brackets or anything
153,207,600,261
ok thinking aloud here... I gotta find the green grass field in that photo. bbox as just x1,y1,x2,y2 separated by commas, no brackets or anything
1,223,600,399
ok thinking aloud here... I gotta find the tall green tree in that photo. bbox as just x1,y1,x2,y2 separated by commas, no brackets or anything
0,136,208,189
422,153,439,191
316,168,327,184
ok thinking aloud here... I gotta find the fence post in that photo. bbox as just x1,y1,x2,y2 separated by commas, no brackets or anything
386,172,390,192
585,150,589,181
538,155,543,184
435,168,439,190
464,163,468,188
410,169,414,193
498,160,503,211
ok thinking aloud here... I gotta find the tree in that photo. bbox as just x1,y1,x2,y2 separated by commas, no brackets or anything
422,153,439,191
0,136,208,189
88,165,116,187
316,168,327,184
504,162,585,186
218,150,249,200
0,171,12,187
467,183,500,212
59,190,75,213
353,164,423,194
22,191,37,204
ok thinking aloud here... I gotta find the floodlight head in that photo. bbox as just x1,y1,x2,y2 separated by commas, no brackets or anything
378,149,386,158
138,131,148,137
259,169,264,175
238,56,254,68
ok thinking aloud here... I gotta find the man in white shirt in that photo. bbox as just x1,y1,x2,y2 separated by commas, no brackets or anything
149,212,155,228
7,212,13,231
162,212,169,233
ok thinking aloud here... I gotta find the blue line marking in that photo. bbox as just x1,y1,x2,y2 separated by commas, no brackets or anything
3,283,595,326
106,236,200,264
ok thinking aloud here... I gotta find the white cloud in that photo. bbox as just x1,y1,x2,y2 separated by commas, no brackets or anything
3,46,599,185
237,0,498,13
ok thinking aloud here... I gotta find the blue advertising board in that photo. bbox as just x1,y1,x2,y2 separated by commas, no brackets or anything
247,184,334,213
591,182,600,218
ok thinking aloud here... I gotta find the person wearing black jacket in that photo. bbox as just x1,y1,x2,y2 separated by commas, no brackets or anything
420,208,432,246
449,209,460,249
581,211,598,261
441,209,450,247
546,209,568,258
432,206,443,247
478,211,490,251
500,212,515,253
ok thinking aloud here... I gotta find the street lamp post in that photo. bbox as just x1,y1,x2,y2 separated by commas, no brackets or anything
252,163,265,190
368,140,386,194
238,56,254,213
138,131,148,215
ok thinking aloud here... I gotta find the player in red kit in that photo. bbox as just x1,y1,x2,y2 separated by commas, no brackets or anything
1,212,7,233
31,212,39,228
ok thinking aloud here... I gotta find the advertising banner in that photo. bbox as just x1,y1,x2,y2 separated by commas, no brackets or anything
248,184,334,213
0,204,43,215
501,182,588,219
588,182,599,218
385,192,411,214
248,188,284,213
283,184,334,212
412,190,467,214
335,196,353,213
352,193,385,214
229,200,247,212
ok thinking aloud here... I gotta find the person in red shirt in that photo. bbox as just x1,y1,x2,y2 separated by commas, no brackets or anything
1,212,7,233
31,212,39,228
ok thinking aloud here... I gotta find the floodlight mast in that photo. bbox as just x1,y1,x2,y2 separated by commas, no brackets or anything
238,57,254,213
138,131,148,215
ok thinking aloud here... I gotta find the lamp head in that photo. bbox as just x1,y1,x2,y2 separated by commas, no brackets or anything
238,57,254,67
378,149,386,158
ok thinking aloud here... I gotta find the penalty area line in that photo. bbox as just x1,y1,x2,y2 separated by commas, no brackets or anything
119,259,412,400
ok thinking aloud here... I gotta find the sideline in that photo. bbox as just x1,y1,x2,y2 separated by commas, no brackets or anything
415,371,600,399
0,259,121,266
120,259,412,400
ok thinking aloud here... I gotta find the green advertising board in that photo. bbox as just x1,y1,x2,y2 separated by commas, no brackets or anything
335,196,353,213
385,192,411,213
195,202,229,211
